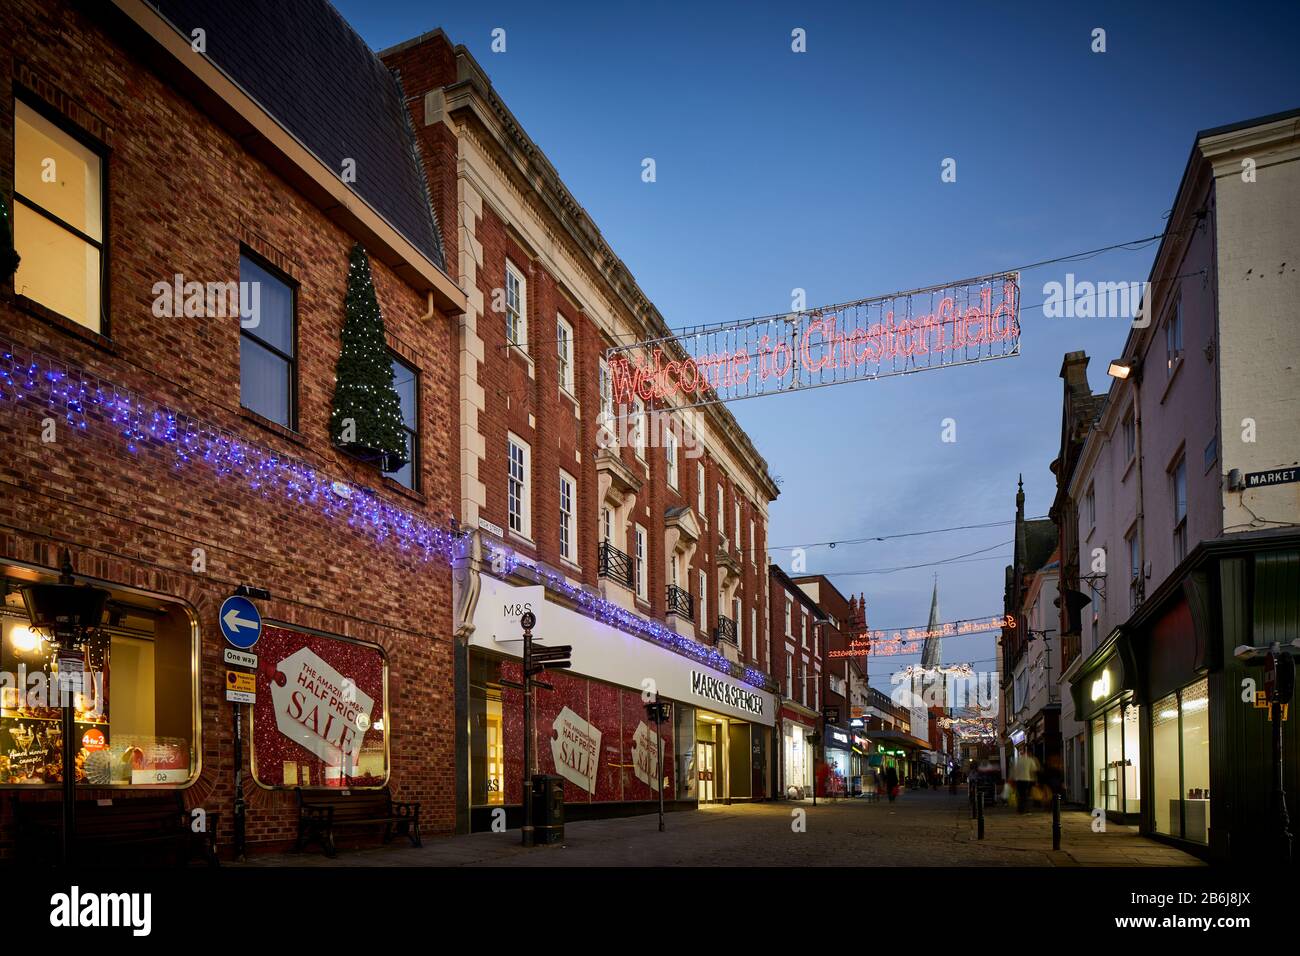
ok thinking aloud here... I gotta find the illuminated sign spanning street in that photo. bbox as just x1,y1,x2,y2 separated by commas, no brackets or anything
606,272,1020,408
827,615,1012,658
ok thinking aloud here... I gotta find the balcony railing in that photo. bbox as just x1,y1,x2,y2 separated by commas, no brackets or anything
715,614,737,645
666,584,694,618
598,540,633,589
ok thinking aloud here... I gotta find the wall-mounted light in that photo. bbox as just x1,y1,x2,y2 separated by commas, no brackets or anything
1107,359,1133,380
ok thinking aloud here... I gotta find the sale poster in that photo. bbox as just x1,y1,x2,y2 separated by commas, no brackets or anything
253,625,387,788
550,705,601,794
631,720,661,792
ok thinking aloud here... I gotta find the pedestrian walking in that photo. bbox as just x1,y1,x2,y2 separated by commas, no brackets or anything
884,764,899,803
1011,750,1041,813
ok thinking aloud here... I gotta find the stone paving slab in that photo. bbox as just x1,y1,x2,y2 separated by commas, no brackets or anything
236,790,1204,868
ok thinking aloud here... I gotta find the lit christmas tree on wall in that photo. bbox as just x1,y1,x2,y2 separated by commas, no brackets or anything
1,194,19,281
329,243,408,472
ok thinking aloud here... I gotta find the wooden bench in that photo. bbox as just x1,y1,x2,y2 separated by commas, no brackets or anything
295,787,420,857
13,793,219,867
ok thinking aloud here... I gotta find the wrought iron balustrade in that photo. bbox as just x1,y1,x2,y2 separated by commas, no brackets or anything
598,540,633,589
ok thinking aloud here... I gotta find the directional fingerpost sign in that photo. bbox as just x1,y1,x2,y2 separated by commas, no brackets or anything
219,595,262,649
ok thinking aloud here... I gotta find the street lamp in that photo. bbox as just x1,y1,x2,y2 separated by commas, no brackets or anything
19,550,110,867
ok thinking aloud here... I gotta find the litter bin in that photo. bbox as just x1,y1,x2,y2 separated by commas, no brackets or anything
531,774,564,844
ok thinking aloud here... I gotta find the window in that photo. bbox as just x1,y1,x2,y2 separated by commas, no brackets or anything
632,397,646,459
598,360,616,447
784,598,792,637
699,570,708,630
508,434,531,538
665,428,678,489
634,524,648,600
802,612,809,647
13,98,105,332
558,471,575,562
734,499,741,545
750,607,758,661
697,463,706,516
733,598,743,648
556,314,574,394
1171,454,1188,562
1122,408,1136,462
602,506,612,543
717,484,725,535
1165,296,1183,375
0,562,200,789
239,253,296,428
1085,484,1096,529
749,520,756,564
813,669,820,711
505,260,527,351
1127,528,1140,610
785,652,794,698
798,659,806,705
388,354,419,490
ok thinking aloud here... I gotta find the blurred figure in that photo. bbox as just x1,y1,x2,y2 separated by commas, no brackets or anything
1011,749,1041,813
884,764,899,803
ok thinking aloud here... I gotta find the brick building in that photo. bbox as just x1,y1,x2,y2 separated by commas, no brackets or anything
768,564,825,798
380,31,781,828
1,0,466,858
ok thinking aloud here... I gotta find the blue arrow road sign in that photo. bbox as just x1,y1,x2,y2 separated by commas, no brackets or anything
219,595,262,649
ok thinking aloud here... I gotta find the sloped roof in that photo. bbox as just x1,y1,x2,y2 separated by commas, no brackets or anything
148,0,446,270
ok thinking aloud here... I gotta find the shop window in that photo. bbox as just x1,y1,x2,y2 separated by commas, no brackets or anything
250,624,388,788
388,353,419,490
1153,679,1210,843
1,564,199,788
239,252,297,428
13,98,106,333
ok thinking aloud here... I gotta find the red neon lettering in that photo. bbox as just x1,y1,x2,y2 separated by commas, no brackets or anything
731,350,751,385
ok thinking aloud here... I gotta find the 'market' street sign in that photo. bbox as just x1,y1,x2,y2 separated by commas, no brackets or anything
1244,467,1299,489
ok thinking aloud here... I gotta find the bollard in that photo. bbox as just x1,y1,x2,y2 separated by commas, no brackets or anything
1052,792,1061,851
977,792,985,840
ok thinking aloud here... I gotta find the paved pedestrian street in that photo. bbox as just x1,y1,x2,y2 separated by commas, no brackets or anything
242,790,1203,868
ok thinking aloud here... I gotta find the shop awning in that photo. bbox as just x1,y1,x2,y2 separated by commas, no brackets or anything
861,730,931,751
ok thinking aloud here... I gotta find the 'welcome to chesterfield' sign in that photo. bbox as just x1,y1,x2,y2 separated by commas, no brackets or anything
690,670,765,717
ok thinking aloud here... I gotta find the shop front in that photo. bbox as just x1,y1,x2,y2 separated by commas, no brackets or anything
1,559,201,792
1071,631,1141,824
464,575,775,829
779,705,816,798
821,725,854,795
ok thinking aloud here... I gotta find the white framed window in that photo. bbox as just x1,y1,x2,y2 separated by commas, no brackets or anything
598,359,616,448
505,260,527,351
1171,453,1188,562
813,667,820,711
632,397,647,459
699,569,708,630
717,484,725,535
558,470,576,562
635,524,648,600
785,651,794,698
785,598,792,637
749,519,755,564
665,428,678,489
799,659,807,706
802,612,809,647
1165,295,1183,376
733,598,743,647
697,463,706,516
1085,484,1096,529
750,606,758,661
734,499,741,544
507,433,531,538
602,506,612,543
1122,408,1136,462
556,314,574,394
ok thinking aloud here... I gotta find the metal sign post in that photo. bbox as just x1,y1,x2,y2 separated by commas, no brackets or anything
521,611,535,848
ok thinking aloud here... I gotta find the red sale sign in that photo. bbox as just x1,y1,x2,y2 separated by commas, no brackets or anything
251,625,387,788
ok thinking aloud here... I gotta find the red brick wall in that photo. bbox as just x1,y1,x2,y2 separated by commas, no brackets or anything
0,0,460,855
386,31,774,679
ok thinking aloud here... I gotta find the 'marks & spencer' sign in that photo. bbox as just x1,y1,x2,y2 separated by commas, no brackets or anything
690,670,765,717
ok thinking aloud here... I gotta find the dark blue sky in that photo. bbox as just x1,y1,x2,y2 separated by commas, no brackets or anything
338,0,1300,689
